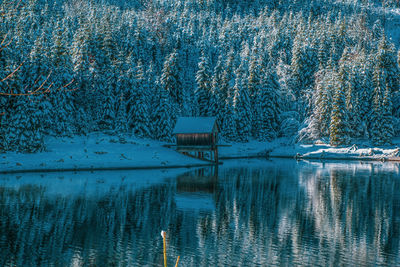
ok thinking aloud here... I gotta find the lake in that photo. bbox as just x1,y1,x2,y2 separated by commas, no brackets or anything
0,159,399,266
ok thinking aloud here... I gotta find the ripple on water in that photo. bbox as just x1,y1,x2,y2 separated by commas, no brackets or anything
0,159,399,266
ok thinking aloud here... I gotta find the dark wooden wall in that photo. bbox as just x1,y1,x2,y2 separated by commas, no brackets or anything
176,133,215,147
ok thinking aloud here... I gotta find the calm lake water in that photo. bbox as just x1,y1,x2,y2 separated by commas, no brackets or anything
1,159,400,266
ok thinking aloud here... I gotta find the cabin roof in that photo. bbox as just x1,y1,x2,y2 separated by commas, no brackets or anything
173,117,217,134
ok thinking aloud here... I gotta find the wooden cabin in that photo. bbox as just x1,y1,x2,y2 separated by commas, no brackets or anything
173,117,219,162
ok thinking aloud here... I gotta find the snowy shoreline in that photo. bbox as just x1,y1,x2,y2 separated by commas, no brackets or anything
1,134,400,174
217,138,400,163
0,134,215,174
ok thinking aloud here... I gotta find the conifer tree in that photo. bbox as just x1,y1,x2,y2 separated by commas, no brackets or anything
312,67,334,139
346,66,363,138
259,67,282,141
329,67,350,147
130,60,151,137
219,50,236,128
290,38,318,119
359,52,374,139
222,101,237,141
233,62,252,141
248,56,262,138
153,85,173,141
2,65,44,152
51,18,75,136
195,51,212,116
161,49,182,111
370,35,398,145
0,32,10,149
71,24,92,134
211,55,225,123
220,49,236,102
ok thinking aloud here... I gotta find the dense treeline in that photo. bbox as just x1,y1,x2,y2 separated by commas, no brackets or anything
0,0,400,152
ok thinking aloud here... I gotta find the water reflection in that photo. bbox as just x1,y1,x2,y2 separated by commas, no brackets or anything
0,160,399,266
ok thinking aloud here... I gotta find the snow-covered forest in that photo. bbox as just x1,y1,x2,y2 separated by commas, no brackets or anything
1,0,400,152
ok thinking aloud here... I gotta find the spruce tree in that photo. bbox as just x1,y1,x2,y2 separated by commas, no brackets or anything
130,60,151,137
247,56,262,138
346,66,363,138
312,67,334,139
160,49,182,111
257,67,282,141
329,67,350,147
195,51,212,116
3,67,44,152
51,18,75,136
233,62,252,141
153,85,173,142
71,24,92,134
222,101,237,142
211,55,225,124
370,35,398,145
219,50,236,128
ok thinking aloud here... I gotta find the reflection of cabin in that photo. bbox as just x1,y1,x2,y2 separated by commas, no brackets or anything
175,168,218,212
173,117,219,162
176,168,218,193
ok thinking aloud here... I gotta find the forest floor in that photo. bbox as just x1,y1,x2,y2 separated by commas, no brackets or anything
1,134,400,174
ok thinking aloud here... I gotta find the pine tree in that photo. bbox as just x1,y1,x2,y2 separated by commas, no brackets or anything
219,50,236,128
3,67,44,152
220,49,236,102
329,67,350,147
312,67,334,139
153,85,173,141
233,62,252,141
115,74,129,134
346,65,363,138
359,52,374,139
160,49,182,111
71,24,92,134
211,55,225,124
28,31,52,133
222,101,237,141
370,35,398,145
247,56,262,138
195,51,212,116
0,31,10,150
381,86,394,144
130,60,151,137
290,35,318,119
51,18,75,136
257,67,282,141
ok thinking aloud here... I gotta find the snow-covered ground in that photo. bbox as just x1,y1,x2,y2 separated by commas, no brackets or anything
0,133,211,174
1,134,400,174
220,137,400,161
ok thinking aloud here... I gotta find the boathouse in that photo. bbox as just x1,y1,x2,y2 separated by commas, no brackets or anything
172,117,219,162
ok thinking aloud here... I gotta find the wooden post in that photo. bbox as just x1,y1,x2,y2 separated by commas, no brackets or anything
214,148,218,163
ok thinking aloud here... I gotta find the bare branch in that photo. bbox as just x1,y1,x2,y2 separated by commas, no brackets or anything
1,61,24,82
24,76,41,91
30,70,52,94
0,33,13,52
61,78,75,89
0,33,9,46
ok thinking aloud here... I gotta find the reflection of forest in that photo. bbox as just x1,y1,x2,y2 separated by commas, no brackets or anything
0,161,399,266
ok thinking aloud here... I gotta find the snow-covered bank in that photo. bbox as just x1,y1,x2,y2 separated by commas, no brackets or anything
219,138,400,162
0,133,213,174
2,135,400,174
